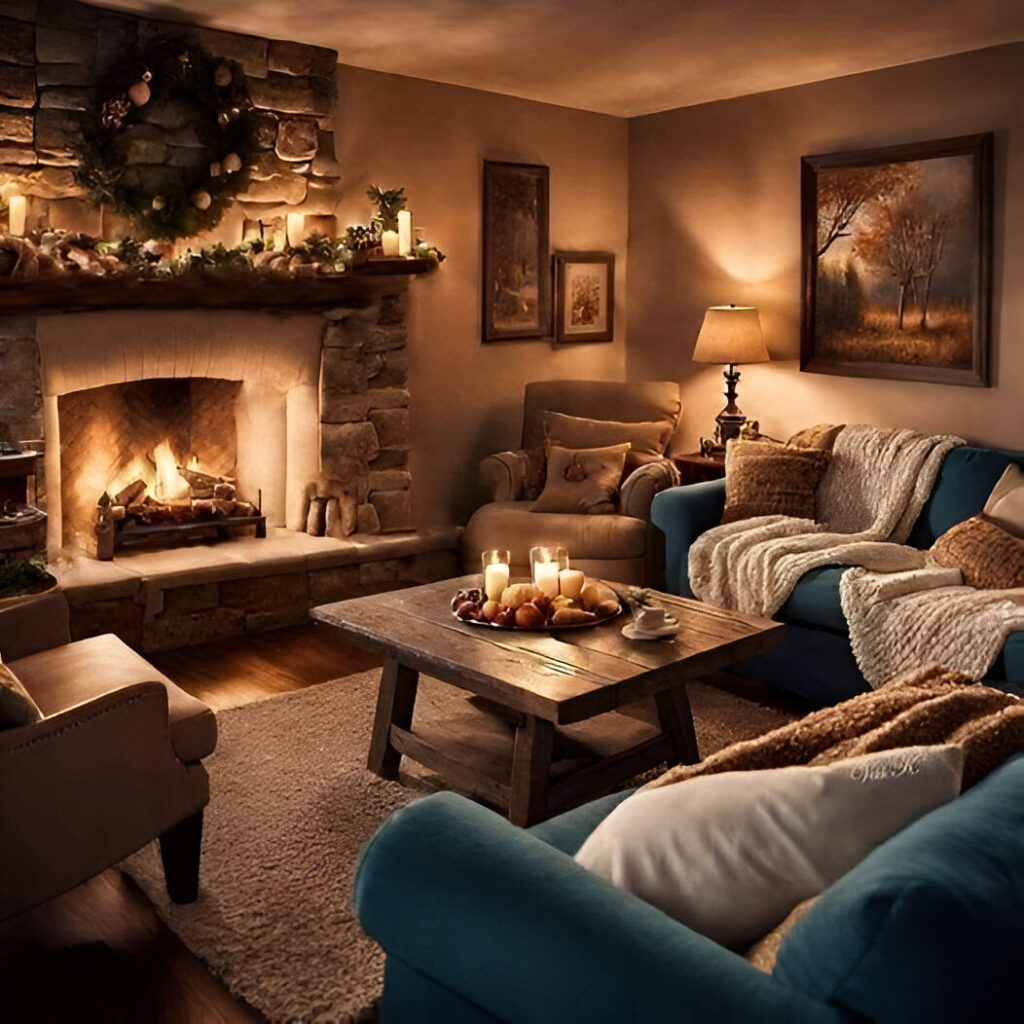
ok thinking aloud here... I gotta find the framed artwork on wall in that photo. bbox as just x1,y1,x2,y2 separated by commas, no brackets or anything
800,133,992,387
553,251,615,343
482,160,550,342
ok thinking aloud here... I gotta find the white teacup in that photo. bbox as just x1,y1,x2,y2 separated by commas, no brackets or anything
635,606,669,632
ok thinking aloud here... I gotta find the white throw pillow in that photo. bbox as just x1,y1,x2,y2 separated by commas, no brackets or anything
983,462,1024,538
574,745,963,949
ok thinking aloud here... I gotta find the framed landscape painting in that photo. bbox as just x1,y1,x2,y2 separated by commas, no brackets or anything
801,133,992,386
482,160,550,342
554,251,614,343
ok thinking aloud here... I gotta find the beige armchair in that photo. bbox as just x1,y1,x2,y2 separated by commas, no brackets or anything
0,591,216,919
462,380,683,586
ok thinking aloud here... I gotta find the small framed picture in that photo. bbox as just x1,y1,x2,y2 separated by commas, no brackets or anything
553,251,614,343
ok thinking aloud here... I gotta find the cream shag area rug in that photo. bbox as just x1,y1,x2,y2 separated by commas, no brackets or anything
122,670,792,1023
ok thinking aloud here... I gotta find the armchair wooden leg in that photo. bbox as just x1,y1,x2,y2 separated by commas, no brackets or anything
159,810,204,904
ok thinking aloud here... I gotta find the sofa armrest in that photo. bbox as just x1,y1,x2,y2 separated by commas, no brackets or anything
353,792,849,1024
619,458,681,521
0,681,207,917
0,590,71,661
479,449,531,502
651,479,727,597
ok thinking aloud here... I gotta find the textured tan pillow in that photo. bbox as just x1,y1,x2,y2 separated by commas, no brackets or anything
786,423,845,451
543,412,672,460
930,515,1024,590
721,439,832,524
0,660,42,729
983,462,1024,538
531,442,630,515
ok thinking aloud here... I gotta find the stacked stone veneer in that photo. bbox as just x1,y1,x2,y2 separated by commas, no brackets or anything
320,287,413,533
0,0,341,234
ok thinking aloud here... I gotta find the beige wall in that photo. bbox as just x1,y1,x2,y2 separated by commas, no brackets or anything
332,67,629,528
626,44,1024,452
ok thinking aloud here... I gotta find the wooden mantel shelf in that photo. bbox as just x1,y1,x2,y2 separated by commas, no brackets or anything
0,258,434,314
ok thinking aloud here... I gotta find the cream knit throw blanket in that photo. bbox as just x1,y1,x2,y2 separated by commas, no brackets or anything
841,566,1024,687
689,426,965,617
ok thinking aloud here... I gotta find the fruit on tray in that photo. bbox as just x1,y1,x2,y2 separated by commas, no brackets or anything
451,578,619,629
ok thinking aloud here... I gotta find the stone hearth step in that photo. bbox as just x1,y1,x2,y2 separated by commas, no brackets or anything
53,526,462,653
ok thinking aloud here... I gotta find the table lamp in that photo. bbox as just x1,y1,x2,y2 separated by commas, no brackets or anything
691,304,769,453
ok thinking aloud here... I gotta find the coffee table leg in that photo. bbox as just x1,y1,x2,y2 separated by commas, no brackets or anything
509,715,555,827
367,658,419,779
655,683,700,765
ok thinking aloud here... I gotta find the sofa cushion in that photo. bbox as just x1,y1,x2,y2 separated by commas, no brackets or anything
774,753,1024,1023
983,462,1024,537
930,514,1024,589
0,660,42,728
905,446,1023,549
532,443,630,515
9,634,216,762
574,745,963,949
721,439,831,524
777,567,848,633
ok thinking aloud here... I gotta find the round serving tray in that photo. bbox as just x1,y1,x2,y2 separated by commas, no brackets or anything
452,601,623,631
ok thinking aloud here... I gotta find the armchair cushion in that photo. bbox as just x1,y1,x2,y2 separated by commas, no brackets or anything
532,443,630,515
0,661,42,728
10,634,216,762
542,411,673,468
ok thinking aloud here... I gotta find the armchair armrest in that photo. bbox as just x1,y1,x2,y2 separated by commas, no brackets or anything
479,449,532,502
354,792,848,1024
0,681,206,917
619,458,680,521
651,479,727,597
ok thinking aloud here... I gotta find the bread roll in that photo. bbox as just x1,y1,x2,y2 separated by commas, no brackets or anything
593,599,621,618
500,582,542,608
551,607,596,626
580,581,618,611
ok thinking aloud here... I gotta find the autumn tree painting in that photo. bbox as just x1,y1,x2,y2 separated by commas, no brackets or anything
801,135,991,386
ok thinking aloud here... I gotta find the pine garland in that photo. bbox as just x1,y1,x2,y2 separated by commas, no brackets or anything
74,37,257,241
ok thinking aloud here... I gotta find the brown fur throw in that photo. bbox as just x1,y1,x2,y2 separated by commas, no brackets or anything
642,665,1024,794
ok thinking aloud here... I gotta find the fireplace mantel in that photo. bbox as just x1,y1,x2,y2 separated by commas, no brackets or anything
0,259,434,314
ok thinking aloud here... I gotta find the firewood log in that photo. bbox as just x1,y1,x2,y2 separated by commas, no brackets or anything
114,479,147,506
213,481,236,500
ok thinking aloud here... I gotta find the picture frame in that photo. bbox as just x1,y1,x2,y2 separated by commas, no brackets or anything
800,133,992,387
553,251,615,343
481,160,550,342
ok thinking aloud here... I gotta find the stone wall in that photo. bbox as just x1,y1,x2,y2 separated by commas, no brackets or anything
0,0,341,235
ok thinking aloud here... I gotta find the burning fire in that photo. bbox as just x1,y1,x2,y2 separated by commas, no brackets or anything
150,441,198,501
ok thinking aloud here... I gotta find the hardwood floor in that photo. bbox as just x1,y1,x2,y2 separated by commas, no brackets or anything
0,623,382,1024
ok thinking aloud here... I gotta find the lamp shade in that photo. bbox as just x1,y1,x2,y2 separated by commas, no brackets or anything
692,305,769,365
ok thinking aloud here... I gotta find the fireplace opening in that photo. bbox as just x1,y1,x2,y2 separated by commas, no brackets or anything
58,377,265,557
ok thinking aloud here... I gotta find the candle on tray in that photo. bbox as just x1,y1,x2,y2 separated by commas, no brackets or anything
286,212,305,248
397,210,412,255
8,195,26,237
530,546,568,599
482,549,510,602
559,568,585,600
381,230,400,256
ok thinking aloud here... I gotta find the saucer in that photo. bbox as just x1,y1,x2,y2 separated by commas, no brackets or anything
622,616,679,641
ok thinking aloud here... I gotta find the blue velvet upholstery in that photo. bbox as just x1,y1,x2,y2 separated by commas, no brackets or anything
650,444,1024,703
354,792,852,1024
775,754,1024,1023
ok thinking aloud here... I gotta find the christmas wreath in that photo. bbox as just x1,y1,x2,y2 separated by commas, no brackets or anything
74,37,257,241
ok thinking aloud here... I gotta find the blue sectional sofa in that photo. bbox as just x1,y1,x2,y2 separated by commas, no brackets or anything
651,445,1024,705
353,753,1024,1023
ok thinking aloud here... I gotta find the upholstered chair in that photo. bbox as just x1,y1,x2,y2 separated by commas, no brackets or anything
0,591,216,919
462,380,683,586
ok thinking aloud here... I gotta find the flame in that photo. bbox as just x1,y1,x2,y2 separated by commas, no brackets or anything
152,440,190,500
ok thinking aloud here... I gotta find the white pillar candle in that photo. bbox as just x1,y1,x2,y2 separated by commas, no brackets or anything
286,212,305,248
559,568,585,600
397,210,412,255
381,229,400,256
534,561,560,598
8,195,26,236
484,561,510,602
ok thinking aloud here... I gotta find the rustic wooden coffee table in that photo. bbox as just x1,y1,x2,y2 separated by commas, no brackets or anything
312,576,782,826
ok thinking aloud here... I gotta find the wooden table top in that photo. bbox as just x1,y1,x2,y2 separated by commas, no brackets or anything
311,576,782,725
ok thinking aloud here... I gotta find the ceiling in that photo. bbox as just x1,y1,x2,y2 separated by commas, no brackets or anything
87,0,1024,117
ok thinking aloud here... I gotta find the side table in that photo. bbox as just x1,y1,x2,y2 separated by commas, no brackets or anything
673,451,726,485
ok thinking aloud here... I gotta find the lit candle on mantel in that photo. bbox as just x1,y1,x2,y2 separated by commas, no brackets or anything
381,229,400,256
286,212,305,248
7,195,27,237
397,209,412,256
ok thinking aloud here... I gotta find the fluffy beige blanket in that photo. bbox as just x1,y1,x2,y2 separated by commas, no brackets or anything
643,665,1024,794
841,566,1024,687
689,426,964,617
